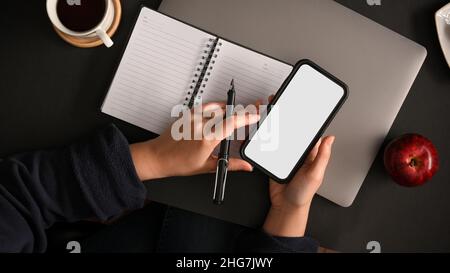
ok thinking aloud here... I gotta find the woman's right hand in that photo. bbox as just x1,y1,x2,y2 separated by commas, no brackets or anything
130,102,260,181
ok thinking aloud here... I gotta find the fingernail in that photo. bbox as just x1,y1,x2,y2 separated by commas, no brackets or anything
329,136,336,145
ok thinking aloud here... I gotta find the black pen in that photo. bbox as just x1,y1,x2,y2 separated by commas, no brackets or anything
213,79,236,205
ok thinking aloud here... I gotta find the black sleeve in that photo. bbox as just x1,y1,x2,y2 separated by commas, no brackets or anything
234,229,319,253
0,124,146,252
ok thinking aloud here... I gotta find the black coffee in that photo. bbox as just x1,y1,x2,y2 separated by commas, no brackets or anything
57,0,106,32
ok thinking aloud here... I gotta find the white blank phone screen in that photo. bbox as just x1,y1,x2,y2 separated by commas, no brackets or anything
244,64,345,180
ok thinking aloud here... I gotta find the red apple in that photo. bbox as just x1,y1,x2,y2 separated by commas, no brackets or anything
383,134,439,187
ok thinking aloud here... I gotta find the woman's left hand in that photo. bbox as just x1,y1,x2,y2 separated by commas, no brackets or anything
130,102,260,181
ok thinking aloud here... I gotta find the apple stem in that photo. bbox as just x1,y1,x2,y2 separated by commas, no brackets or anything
409,158,417,167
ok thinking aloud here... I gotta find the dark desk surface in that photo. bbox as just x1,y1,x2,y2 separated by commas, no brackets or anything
1,0,449,252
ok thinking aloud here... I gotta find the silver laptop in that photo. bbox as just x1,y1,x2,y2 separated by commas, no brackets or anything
151,0,426,212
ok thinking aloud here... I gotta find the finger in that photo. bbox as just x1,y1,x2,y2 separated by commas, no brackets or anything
309,136,335,177
207,113,259,143
202,101,226,111
305,138,322,164
200,103,227,123
255,99,263,115
223,113,260,137
204,156,218,173
192,102,226,117
227,158,253,172
204,156,253,173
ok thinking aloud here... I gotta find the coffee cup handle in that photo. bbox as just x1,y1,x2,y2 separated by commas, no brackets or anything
96,29,114,48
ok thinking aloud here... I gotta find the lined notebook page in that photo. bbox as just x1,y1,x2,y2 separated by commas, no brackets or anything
102,8,214,134
200,39,292,156
200,39,292,106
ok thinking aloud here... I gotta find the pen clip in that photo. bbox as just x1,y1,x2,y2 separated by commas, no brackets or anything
213,158,228,203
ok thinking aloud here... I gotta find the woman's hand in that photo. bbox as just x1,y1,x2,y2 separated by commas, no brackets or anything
263,136,335,237
130,102,260,181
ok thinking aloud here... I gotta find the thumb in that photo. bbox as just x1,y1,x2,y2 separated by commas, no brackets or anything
205,157,253,173
309,136,335,178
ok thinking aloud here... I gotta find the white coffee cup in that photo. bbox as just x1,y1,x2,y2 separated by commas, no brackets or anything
46,0,115,47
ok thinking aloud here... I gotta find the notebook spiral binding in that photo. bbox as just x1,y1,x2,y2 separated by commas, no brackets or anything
184,37,222,109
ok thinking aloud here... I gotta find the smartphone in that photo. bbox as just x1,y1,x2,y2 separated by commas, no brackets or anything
240,60,348,183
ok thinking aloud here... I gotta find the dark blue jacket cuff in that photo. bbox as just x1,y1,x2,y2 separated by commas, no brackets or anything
235,229,319,253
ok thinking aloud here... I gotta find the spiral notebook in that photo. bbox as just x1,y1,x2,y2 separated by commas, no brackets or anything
101,7,293,135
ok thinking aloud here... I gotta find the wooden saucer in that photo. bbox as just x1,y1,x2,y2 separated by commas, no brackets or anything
53,0,122,48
